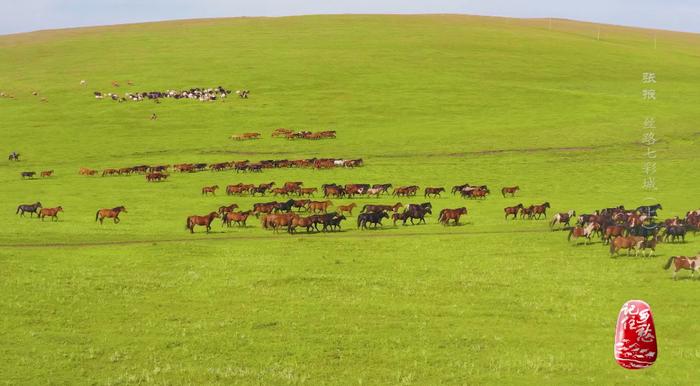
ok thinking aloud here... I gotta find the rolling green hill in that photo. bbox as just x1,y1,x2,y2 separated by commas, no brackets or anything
1,15,699,384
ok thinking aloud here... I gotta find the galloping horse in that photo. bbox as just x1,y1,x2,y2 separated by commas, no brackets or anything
40,170,54,178
357,211,389,229
531,202,550,219
361,202,402,213
307,200,333,213
337,203,357,216
550,210,575,229
39,206,63,221
609,235,645,256
439,207,467,226
8,152,20,161
222,210,252,227
424,187,445,198
186,212,219,233
96,206,127,224
16,202,42,217
568,223,598,245
201,185,219,196
20,171,36,179
663,255,700,279
218,203,239,215
501,186,519,197
504,204,524,220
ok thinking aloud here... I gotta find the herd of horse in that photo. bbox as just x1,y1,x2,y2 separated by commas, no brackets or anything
94,86,248,102
13,174,699,278
72,158,365,179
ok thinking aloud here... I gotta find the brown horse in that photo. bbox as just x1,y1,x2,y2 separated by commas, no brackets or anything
218,203,239,215
550,210,575,229
308,200,333,213
337,203,357,216
531,202,550,219
201,185,219,196
424,187,445,198
261,213,297,233
186,212,220,233
299,187,318,197
504,204,523,220
609,235,645,256
603,225,626,245
222,210,252,227
439,207,468,225
501,186,519,197
664,255,700,279
39,206,63,221
361,202,403,213
146,172,168,182
288,216,317,233
40,170,54,178
96,206,127,224
568,223,598,245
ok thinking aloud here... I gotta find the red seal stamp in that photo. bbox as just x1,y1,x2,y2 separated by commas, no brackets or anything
614,300,658,369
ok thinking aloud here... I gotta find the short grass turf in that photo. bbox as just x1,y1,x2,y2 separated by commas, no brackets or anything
1,15,700,385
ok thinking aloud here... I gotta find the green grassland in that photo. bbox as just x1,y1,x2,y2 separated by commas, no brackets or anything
1,15,699,384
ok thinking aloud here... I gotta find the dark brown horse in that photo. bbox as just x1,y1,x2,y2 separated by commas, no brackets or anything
39,206,63,221
186,212,219,233
424,187,445,198
96,206,127,224
504,204,523,220
218,203,239,215
439,207,468,225
531,202,551,219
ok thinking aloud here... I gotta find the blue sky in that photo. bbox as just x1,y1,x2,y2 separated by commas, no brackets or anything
1,0,699,35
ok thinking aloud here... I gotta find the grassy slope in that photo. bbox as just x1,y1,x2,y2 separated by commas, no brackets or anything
1,15,699,384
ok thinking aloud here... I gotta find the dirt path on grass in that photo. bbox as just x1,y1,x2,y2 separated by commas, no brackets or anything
0,227,553,249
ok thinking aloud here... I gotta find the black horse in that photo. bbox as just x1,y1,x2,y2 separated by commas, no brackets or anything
357,211,389,229
663,225,686,243
627,223,663,238
315,213,346,232
17,202,42,217
21,171,36,179
274,199,296,213
402,205,432,225
637,204,662,218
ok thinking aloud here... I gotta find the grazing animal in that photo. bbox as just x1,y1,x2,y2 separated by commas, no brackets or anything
186,212,220,233
20,171,36,179
201,185,219,196
504,204,524,220
550,210,575,229
438,207,468,226
40,170,53,178
609,235,645,256
424,187,445,198
39,206,63,221
568,223,598,245
16,202,42,217
663,255,700,280
95,206,127,224
357,211,389,229
337,203,357,216
501,186,519,197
